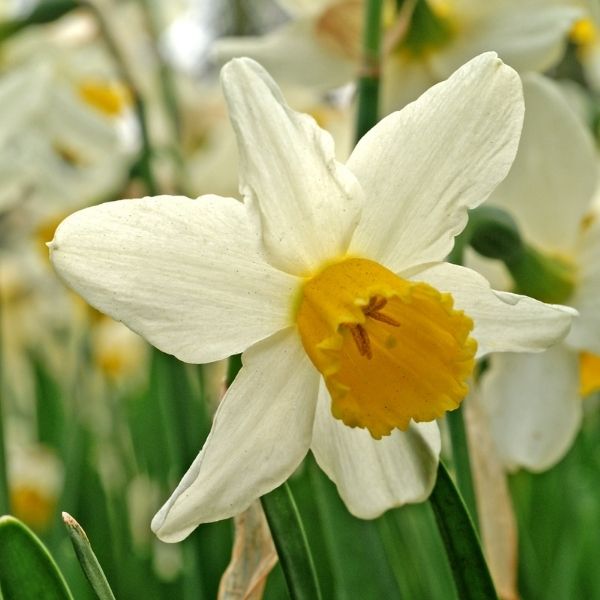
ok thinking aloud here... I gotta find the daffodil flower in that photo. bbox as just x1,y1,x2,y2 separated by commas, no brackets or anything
50,54,573,543
472,74,600,472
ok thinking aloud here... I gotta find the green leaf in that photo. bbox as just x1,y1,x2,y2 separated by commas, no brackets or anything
446,407,479,532
261,482,322,600
0,515,73,599
429,463,497,600
62,512,116,600
306,459,401,599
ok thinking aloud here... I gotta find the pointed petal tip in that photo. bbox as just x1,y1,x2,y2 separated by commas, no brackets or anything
220,56,265,83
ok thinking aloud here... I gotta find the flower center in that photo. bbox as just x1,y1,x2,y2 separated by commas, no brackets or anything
579,352,600,397
296,258,477,439
78,80,131,117
570,18,598,54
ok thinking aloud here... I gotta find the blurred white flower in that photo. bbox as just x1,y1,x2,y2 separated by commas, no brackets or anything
215,0,580,109
0,17,135,223
7,442,64,532
49,55,572,543
474,74,600,471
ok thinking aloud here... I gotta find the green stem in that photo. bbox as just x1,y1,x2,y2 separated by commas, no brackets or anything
355,0,385,142
446,407,480,532
430,462,497,600
261,483,323,600
81,1,159,195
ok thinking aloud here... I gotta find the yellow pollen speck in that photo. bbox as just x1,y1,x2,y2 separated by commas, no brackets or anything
296,258,477,438
579,351,600,396
570,18,598,51
78,80,131,117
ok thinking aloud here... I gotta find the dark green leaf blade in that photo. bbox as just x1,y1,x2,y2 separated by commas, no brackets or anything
429,462,497,600
0,515,73,599
261,482,322,600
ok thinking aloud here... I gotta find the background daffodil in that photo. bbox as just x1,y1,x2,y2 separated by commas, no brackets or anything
473,73,600,471
49,53,573,543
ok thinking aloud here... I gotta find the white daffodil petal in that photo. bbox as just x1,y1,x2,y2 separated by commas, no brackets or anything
311,384,440,518
347,52,523,272
487,74,598,254
50,195,298,364
567,219,600,353
221,57,362,276
434,4,579,75
215,20,355,91
479,346,582,472
413,262,574,357
151,329,319,542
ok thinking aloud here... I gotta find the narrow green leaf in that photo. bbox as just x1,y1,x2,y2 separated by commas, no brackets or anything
0,515,73,599
429,462,497,600
446,407,480,531
62,512,116,600
261,482,322,600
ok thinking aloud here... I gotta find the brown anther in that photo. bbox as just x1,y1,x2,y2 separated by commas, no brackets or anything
364,295,387,314
346,296,400,359
363,295,400,327
369,311,400,327
348,324,372,359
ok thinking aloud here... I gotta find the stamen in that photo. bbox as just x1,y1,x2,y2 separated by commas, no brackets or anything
368,311,400,327
346,295,401,357
363,295,400,326
348,323,372,359
365,295,387,313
